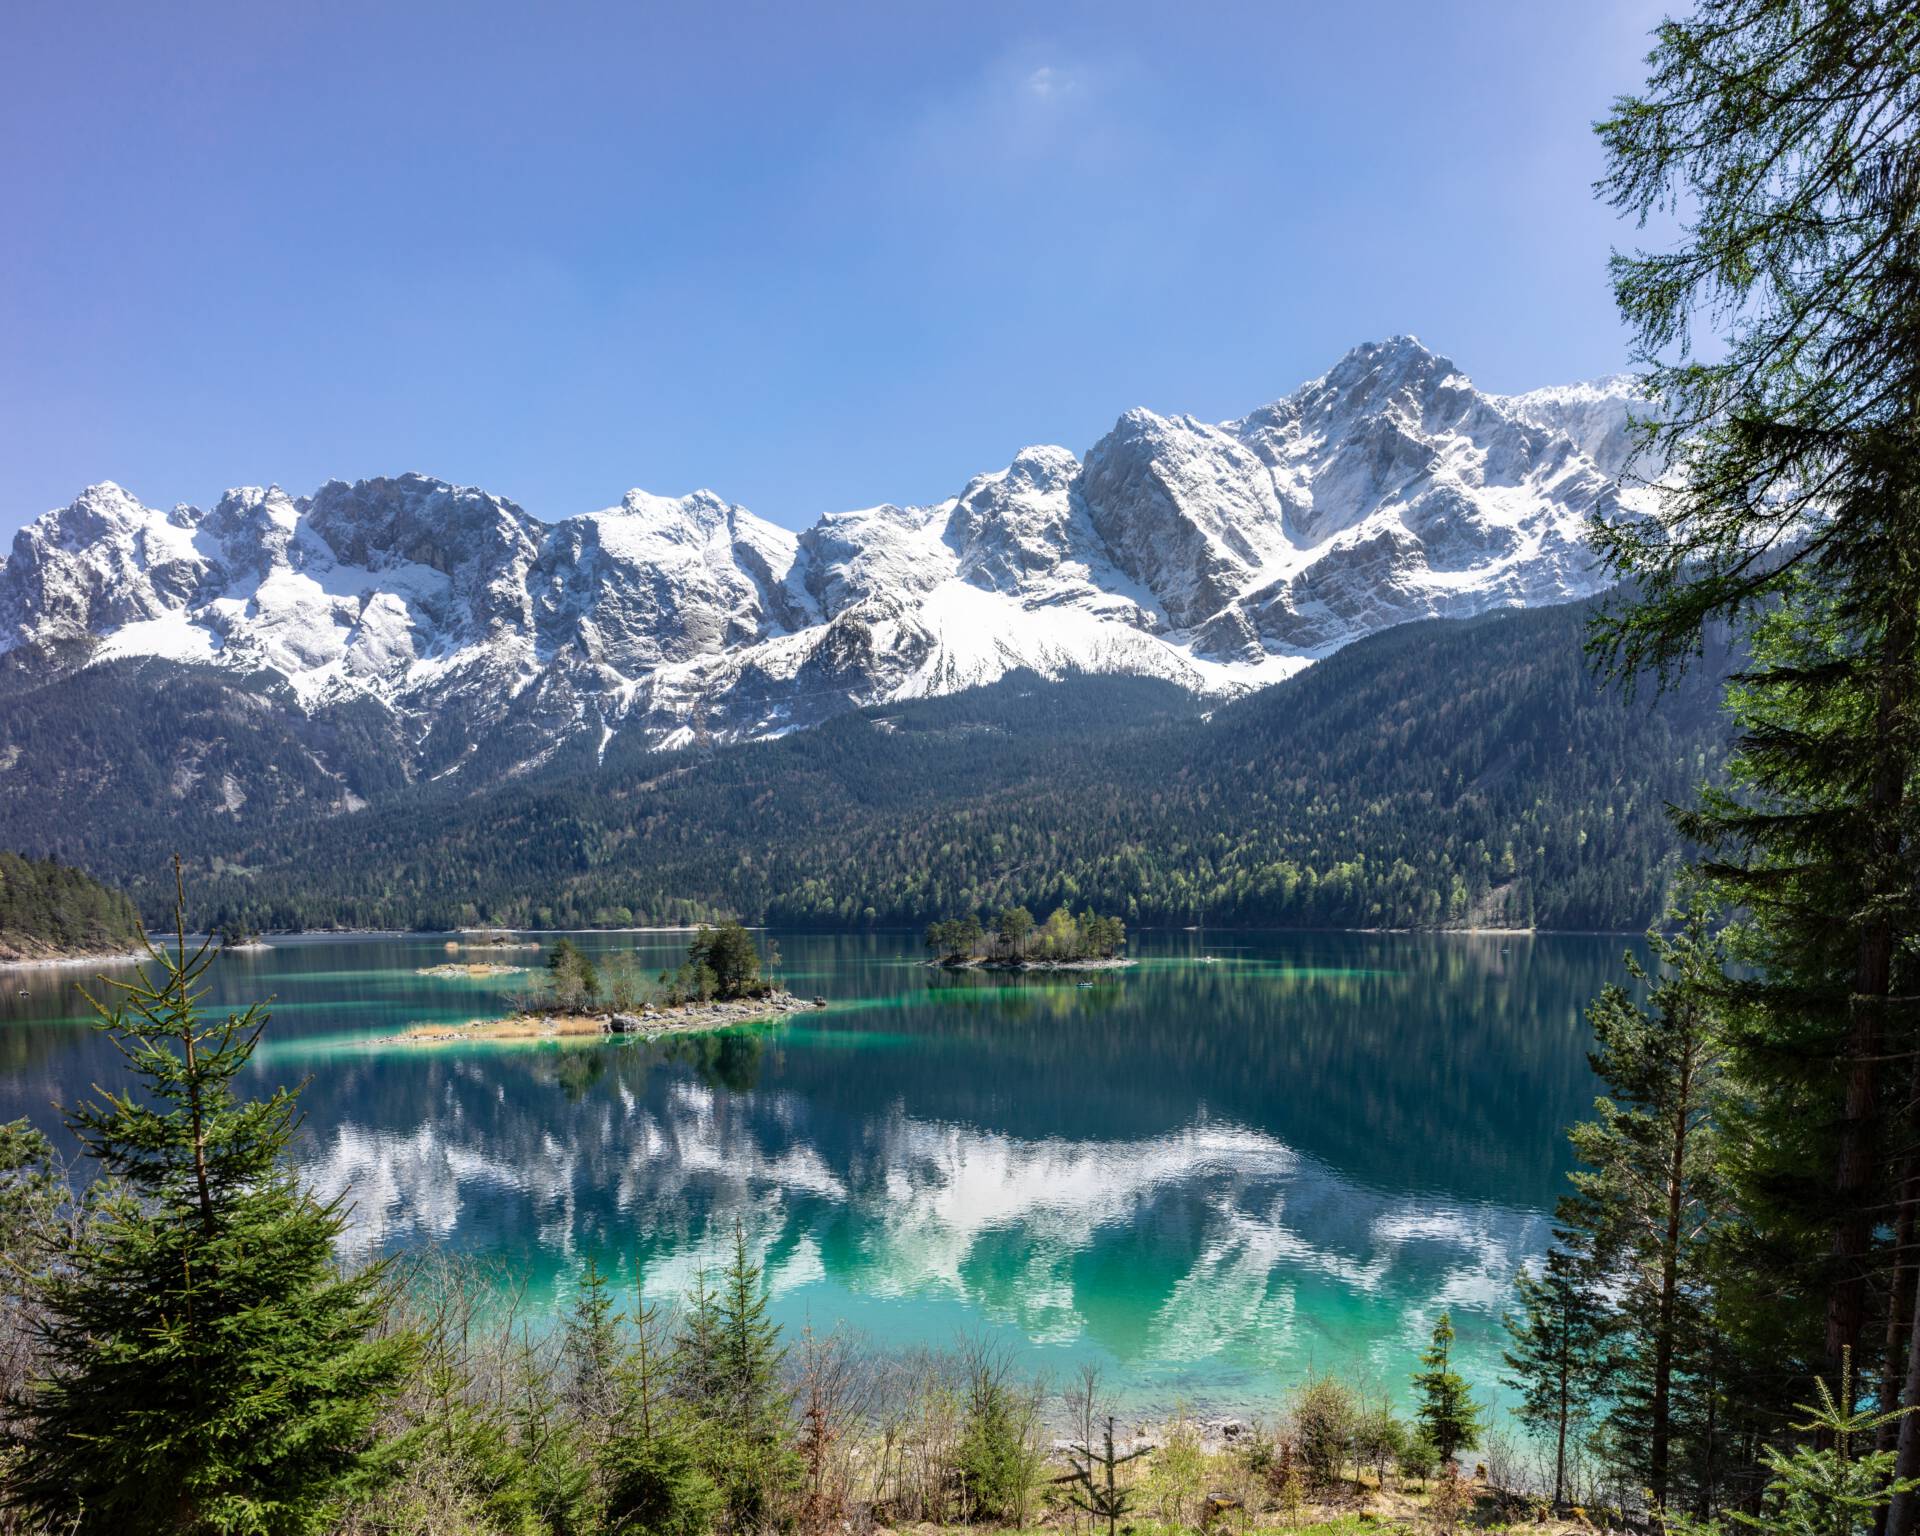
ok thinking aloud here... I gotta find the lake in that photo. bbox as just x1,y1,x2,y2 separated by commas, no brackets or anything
0,928,1621,1419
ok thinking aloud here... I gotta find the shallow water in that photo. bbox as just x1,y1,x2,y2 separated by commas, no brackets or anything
0,928,1623,1417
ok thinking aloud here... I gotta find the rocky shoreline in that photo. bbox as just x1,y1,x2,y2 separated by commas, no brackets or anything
931,956,1135,972
374,989,825,1047
0,943,152,970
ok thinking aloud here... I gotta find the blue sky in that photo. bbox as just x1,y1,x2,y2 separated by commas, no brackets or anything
0,0,1668,535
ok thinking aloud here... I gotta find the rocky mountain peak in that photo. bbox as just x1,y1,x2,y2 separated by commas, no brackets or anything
0,340,1650,773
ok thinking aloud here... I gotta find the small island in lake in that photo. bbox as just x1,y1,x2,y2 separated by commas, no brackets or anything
381,921,822,1045
925,904,1132,970
415,961,529,979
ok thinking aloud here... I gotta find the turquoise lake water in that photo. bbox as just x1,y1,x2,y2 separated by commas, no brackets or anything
0,928,1622,1419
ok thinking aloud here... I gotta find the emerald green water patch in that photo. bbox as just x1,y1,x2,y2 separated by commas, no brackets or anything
758,1021,918,1051
0,927,1621,1416
807,990,941,1014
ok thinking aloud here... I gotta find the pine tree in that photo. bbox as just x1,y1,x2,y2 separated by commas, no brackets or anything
994,906,1034,960
602,1427,720,1536
1592,0,1920,1411
1412,1311,1482,1464
955,1346,1041,1521
673,1266,723,1416
1562,900,1726,1511
562,1256,624,1439
409,1264,545,1536
686,924,761,1000
1060,1417,1150,1536
604,1263,719,1536
547,938,601,1012
6,859,414,1535
511,1326,591,1536
707,1224,796,1525
1702,1355,1919,1536
1503,1244,1608,1508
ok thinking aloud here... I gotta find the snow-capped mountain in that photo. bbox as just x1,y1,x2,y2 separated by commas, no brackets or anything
0,337,1648,783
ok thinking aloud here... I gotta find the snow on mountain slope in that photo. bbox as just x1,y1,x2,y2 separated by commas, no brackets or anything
1496,374,1654,481
0,339,1645,781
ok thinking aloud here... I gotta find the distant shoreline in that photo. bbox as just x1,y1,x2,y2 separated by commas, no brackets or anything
108,922,1648,945
930,955,1136,972
0,945,151,972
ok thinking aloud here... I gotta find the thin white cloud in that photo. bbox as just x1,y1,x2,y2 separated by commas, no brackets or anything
902,49,1139,174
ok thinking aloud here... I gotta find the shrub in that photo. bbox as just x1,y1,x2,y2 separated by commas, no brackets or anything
1145,1409,1208,1529
1293,1373,1358,1490
954,1343,1042,1523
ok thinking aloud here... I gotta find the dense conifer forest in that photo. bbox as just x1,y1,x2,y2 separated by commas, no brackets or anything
96,595,1720,936
0,852,144,961
0,596,1724,936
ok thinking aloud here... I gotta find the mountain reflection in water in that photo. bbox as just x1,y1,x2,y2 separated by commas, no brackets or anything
0,929,1615,1412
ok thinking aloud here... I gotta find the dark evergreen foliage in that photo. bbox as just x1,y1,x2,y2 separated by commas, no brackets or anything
1502,1244,1608,1508
0,851,143,960
1411,1311,1483,1464
1586,0,1920,1518
4,865,414,1534
11,599,1723,937
685,925,763,1000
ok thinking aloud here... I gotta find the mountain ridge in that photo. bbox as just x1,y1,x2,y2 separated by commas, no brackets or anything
0,337,1652,796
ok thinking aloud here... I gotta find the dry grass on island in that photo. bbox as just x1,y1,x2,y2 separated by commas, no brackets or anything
384,921,822,1046
414,961,530,979
383,989,821,1046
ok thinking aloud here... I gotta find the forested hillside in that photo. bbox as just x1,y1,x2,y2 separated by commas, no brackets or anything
0,853,145,961
99,595,1728,935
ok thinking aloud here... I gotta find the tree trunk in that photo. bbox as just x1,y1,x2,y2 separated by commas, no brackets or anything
1697,1336,1718,1519
1885,1270,1920,1536
1829,599,1914,1375
1830,943,1890,1374
1554,1375,1568,1509
1873,586,1919,1536
1651,1047,1695,1508
1881,1134,1920,1453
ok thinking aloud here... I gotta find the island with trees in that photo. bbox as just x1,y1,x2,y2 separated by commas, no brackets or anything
385,921,824,1046
925,905,1130,971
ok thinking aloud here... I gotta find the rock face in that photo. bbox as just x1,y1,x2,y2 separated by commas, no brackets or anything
0,337,1650,780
